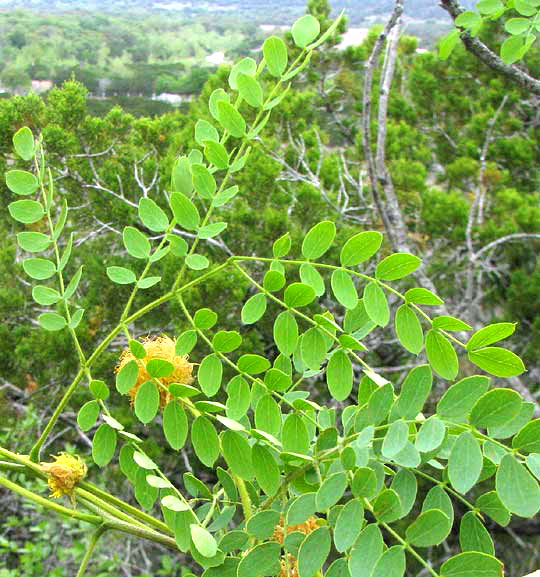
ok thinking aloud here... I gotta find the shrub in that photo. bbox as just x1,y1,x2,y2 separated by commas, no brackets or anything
1,12,538,577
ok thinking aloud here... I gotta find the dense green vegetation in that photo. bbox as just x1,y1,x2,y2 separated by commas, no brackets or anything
0,0,477,101
0,8,263,98
1,1,540,576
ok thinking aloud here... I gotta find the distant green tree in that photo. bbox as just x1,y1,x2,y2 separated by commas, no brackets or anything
1,67,31,93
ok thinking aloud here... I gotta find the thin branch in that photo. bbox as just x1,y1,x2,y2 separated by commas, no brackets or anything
362,0,404,248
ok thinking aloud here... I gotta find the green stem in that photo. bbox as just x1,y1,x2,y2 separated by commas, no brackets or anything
452,422,522,457
0,450,176,549
202,489,224,528
29,368,85,461
79,481,172,535
87,259,231,369
0,448,170,536
412,469,483,518
79,497,178,550
0,474,101,525
362,499,440,577
234,474,253,521
379,519,440,577
0,460,26,472
40,158,88,367
30,160,95,460
76,487,151,531
75,525,107,577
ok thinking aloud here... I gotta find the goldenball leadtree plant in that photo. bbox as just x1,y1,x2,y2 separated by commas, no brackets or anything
1,11,540,577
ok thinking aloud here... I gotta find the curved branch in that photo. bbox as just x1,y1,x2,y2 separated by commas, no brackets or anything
475,232,540,259
440,0,540,95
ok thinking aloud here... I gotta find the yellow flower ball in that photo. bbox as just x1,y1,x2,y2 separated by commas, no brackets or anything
40,453,87,503
116,335,194,407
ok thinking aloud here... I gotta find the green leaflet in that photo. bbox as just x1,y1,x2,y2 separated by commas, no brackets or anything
390,469,417,517
222,430,254,480
255,394,281,438
116,360,139,395
440,552,503,577
92,424,117,467
134,381,159,424
297,527,331,577
394,364,432,420
406,509,451,546
373,489,402,522
448,432,483,494
77,400,99,432
372,546,406,577
316,472,347,511
437,375,490,420
191,416,220,467
496,454,540,517
331,269,358,310
273,311,299,356
284,282,316,307
375,253,422,281
252,444,280,496
416,416,446,452
326,349,353,401
170,192,200,231
198,354,223,397
163,401,188,450
282,413,310,454
300,263,325,296
468,346,526,377
301,327,327,370
292,14,320,48
246,510,281,540
349,524,383,577
459,511,495,555
382,419,409,458
364,282,389,327
467,323,516,351
340,231,383,266
138,197,169,232
395,304,423,354
237,543,281,577
263,36,288,77
241,293,267,324
13,126,35,160
333,498,364,552
470,388,522,428
217,100,245,137
425,329,458,380
226,375,251,420
302,221,336,260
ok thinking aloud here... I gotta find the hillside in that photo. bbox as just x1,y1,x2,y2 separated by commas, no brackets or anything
0,0,476,25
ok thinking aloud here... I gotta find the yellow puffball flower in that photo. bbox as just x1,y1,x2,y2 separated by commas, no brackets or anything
116,335,194,407
40,453,87,503
272,515,319,544
280,553,299,577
